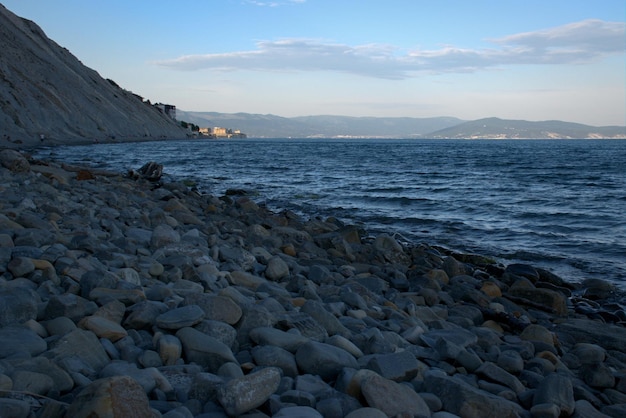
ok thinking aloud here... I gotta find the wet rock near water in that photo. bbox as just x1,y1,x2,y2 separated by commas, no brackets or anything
1,153,626,417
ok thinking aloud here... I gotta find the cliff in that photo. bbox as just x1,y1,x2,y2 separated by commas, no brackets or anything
0,4,188,148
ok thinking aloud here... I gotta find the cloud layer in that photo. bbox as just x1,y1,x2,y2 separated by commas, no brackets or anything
157,19,625,79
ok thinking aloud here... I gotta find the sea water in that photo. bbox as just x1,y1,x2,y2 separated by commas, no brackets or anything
35,138,626,288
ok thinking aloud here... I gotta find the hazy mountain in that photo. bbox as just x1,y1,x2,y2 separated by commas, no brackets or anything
0,4,187,148
179,112,625,139
428,117,626,139
177,111,464,138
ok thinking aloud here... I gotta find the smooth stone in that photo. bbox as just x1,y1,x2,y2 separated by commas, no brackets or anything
580,363,616,388
156,305,205,330
278,311,328,341
149,261,165,276
0,373,13,392
236,305,277,348
361,374,430,418
135,349,161,368
183,294,242,325
295,341,358,381
249,327,310,353
571,343,606,365
581,278,616,300
365,350,420,382
497,350,525,374
520,324,556,347
508,287,568,316
455,348,484,373
66,375,153,418
505,264,540,281
0,287,39,327
601,404,626,417
0,149,30,172
420,327,479,349
0,325,47,358
533,373,575,416
43,316,77,336
344,407,387,418
11,370,54,395
43,328,112,376
7,256,35,277
273,406,323,418
530,402,561,418
94,300,126,324
476,361,526,394
151,224,181,249
265,255,290,281
481,281,502,298
326,334,364,359
188,372,224,404
228,270,267,290
218,245,256,271
572,400,612,418
252,345,299,378
301,300,352,338
216,367,281,416
194,319,238,349
44,293,99,322
217,361,243,379
176,327,238,372
100,361,172,395
88,287,146,306
116,267,142,286
78,315,128,342
157,334,183,366
0,398,30,418
8,356,74,393
557,318,626,351
424,370,524,418
280,389,316,407
123,300,169,329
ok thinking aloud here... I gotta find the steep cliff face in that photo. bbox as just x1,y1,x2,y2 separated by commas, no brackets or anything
0,4,187,148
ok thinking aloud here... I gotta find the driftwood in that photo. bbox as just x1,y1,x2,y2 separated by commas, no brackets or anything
128,161,163,182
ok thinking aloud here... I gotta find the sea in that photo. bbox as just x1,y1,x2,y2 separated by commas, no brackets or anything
33,138,626,289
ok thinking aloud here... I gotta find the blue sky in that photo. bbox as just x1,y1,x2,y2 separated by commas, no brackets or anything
3,0,625,125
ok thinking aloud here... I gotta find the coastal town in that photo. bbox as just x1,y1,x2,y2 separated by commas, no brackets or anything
154,103,247,139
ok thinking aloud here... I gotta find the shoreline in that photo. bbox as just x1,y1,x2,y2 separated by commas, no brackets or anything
1,149,626,417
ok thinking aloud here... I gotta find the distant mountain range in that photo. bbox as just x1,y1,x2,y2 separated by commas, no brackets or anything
178,111,626,139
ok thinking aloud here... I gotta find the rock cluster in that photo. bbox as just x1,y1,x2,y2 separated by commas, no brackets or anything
1,149,626,418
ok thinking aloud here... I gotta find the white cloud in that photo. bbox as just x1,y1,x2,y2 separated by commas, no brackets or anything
156,19,625,78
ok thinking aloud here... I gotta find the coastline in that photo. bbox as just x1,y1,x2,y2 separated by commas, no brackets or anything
1,149,626,417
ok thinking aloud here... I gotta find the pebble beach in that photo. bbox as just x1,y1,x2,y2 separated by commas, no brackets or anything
1,148,626,418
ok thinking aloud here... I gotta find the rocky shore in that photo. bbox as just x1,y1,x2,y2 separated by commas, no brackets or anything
1,148,626,418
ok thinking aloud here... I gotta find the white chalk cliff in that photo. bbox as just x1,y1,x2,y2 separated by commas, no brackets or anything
0,4,188,148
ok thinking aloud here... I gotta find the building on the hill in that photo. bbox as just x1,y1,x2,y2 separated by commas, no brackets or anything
199,127,247,138
154,103,176,120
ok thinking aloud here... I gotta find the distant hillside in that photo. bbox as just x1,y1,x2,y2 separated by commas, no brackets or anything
178,112,625,139
177,111,464,138
0,4,187,148
428,117,626,139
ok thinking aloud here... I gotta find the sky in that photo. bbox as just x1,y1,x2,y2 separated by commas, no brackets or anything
2,0,625,126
